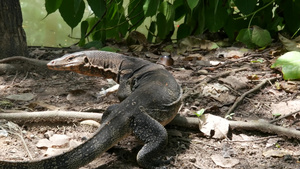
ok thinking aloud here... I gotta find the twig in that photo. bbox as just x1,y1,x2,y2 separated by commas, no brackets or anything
212,53,263,69
270,109,300,123
10,131,33,160
0,121,33,159
20,71,29,84
182,67,248,100
0,111,103,123
10,72,18,86
169,115,300,139
225,77,278,117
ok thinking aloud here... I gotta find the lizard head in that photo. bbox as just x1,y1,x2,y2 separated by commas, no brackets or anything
47,52,89,71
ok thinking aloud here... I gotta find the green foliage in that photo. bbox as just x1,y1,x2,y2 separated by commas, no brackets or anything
45,0,62,16
58,0,85,29
44,0,300,48
271,51,300,80
195,109,205,117
236,26,272,48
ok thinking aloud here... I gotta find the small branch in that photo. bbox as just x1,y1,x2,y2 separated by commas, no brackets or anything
270,109,300,123
225,77,278,117
229,120,300,139
0,111,102,123
182,67,248,100
211,53,263,70
2,111,300,139
170,115,300,140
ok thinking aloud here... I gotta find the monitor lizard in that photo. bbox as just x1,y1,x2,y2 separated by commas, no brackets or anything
0,50,182,169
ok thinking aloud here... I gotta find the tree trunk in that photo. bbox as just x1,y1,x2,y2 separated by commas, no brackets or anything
0,0,28,59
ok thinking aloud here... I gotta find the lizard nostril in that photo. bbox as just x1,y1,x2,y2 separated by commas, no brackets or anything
84,57,89,63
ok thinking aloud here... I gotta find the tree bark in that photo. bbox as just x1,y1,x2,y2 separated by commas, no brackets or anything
0,0,28,59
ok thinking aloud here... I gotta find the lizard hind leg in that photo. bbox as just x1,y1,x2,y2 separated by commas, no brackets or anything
131,113,169,169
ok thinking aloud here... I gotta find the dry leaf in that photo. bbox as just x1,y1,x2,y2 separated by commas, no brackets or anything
80,120,101,128
263,149,293,157
36,139,52,148
278,33,300,52
199,114,229,139
211,154,239,168
49,134,70,148
5,93,35,101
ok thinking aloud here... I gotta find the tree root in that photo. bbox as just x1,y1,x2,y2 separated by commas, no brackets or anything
0,56,49,74
1,111,300,139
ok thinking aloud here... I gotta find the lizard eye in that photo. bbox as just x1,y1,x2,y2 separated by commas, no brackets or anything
67,57,74,62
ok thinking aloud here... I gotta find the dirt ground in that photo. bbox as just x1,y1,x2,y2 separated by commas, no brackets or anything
0,46,300,169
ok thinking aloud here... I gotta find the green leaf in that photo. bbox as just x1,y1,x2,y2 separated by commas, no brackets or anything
59,0,85,29
234,0,256,15
282,0,300,34
104,3,128,40
87,0,106,18
147,21,156,42
251,58,264,63
252,26,272,47
78,21,89,46
174,0,186,21
271,51,300,80
143,0,160,17
205,0,228,32
194,109,205,117
236,28,254,48
74,0,82,14
159,1,175,32
100,46,120,52
45,0,63,15
177,24,191,40
187,0,199,11
128,0,145,30
157,12,167,39
83,41,103,49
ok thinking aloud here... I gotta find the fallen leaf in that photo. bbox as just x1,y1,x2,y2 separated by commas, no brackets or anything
263,149,293,157
44,147,69,157
202,83,236,104
5,93,35,101
211,154,239,168
49,134,70,148
219,76,249,90
199,114,229,139
278,33,300,52
36,139,52,148
80,120,101,128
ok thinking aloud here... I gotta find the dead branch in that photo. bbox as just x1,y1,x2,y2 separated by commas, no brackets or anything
182,67,249,100
225,77,278,117
2,111,299,139
269,109,300,123
170,115,300,140
0,111,102,123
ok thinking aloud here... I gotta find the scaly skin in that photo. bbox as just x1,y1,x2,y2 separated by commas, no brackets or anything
0,51,182,169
